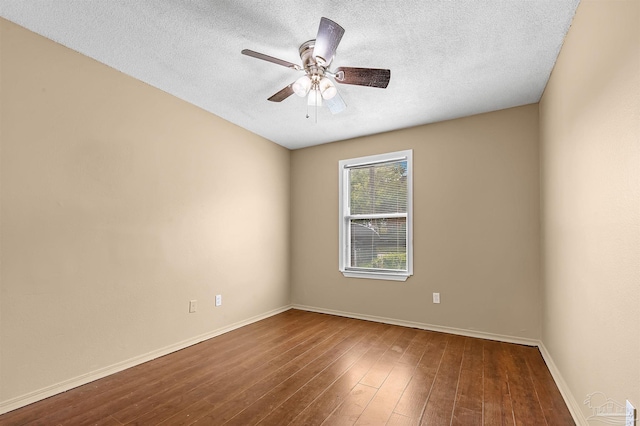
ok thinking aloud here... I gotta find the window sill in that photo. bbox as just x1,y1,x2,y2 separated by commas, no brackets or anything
341,271,410,282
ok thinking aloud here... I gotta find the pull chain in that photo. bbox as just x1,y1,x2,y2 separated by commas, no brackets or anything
305,84,320,123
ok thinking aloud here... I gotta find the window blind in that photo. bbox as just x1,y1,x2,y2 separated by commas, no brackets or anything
347,159,408,271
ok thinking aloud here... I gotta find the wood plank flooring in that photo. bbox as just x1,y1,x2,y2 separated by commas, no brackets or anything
0,309,574,425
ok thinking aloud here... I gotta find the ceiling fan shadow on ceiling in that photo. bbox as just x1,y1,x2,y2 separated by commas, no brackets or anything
241,17,390,118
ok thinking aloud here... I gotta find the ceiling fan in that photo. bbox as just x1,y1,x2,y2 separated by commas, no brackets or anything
241,17,391,115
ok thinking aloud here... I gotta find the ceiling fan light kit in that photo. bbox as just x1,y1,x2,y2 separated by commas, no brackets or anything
292,75,311,97
319,78,337,100
241,17,390,117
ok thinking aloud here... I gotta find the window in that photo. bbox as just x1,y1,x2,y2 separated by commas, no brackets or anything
339,150,413,281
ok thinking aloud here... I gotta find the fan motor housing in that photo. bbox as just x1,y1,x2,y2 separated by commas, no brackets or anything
299,40,325,78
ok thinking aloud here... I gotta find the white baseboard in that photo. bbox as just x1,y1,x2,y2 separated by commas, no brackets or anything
293,304,586,426
292,304,540,346
292,304,539,346
2,304,585,426
0,304,292,416
538,342,588,426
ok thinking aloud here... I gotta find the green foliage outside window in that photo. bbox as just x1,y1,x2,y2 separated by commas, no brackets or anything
371,252,407,270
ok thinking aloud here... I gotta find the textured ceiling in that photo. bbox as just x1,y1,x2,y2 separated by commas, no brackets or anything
0,1,579,149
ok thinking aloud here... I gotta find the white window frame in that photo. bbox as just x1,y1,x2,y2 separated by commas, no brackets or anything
338,149,413,281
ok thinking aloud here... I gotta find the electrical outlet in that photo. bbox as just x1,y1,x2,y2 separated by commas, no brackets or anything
189,300,197,313
433,293,440,304
627,400,636,426
215,294,222,307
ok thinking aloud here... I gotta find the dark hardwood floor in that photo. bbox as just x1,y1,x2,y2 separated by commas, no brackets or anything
0,309,574,425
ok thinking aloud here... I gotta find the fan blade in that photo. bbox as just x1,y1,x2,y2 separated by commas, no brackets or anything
313,17,344,66
241,49,301,70
334,67,391,88
325,91,346,114
268,84,295,102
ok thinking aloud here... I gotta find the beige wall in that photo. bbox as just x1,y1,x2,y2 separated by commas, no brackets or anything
539,0,640,421
291,105,541,340
0,19,290,404
3,0,638,419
